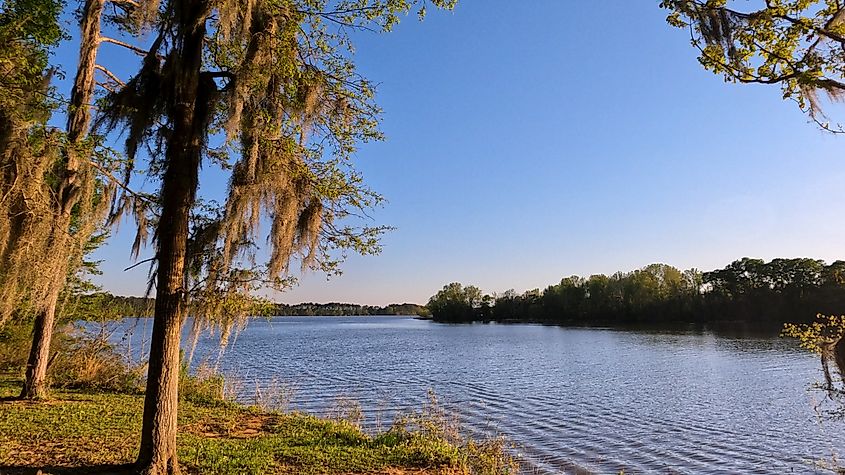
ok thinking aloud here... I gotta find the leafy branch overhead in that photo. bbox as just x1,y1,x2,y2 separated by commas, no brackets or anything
662,0,845,132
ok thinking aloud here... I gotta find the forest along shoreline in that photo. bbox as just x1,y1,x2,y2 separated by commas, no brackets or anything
426,258,845,326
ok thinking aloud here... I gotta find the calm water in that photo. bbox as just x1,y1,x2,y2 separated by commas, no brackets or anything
107,316,845,474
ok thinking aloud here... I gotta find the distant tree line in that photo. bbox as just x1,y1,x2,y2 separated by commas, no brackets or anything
269,302,428,317
59,293,427,320
58,293,155,321
427,258,845,326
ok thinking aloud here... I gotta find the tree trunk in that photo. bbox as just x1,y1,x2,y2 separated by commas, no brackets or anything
19,289,59,399
135,1,206,472
66,0,102,145
134,133,198,475
835,336,845,384
18,0,104,400
20,208,72,399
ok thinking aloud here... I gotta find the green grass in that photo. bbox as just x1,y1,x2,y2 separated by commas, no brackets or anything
0,376,513,474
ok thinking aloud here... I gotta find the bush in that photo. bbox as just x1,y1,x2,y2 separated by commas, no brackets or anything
0,323,31,372
49,324,145,393
180,360,229,406
0,321,144,394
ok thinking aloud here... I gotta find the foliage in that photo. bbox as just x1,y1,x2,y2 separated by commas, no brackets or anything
95,0,465,310
428,257,845,325
783,314,845,355
427,283,485,322
783,314,845,415
59,292,156,322
661,0,845,132
0,0,64,111
0,322,144,393
272,301,429,316
0,0,65,323
0,375,515,474
0,0,123,333
60,295,428,319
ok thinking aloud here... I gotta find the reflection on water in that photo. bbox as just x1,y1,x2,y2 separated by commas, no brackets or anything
100,316,845,474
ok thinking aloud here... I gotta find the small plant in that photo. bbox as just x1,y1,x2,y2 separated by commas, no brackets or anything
251,378,295,412
783,315,845,472
390,390,520,474
326,395,364,427
783,314,845,400
180,360,229,406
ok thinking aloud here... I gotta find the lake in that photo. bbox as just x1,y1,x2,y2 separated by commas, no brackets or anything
107,316,845,474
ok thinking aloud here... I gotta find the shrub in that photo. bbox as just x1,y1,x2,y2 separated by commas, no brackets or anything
0,323,31,372
49,324,145,393
0,321,144,394
389,390,520,474
180,360,229,406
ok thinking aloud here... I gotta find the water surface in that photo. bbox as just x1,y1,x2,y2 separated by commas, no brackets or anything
108,316,845,474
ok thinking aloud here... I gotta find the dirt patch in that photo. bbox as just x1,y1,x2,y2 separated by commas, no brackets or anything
336,469,467,475
182,414,278,439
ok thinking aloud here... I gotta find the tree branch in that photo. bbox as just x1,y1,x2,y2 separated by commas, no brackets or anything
87,158,155,205
99,36,149,56
125,256,156,272
109,0,139,7
95,64,126,87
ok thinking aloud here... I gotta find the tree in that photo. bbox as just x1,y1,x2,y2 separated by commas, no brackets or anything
0,0,128,399
543,276,586,321
784,314,845,419
661,0,845,132
96,1,456,472
0,0,63,393
427,282,483,322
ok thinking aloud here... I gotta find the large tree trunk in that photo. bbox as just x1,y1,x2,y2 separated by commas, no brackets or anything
19,288,60,399
19,0,103,400
135,1,206,472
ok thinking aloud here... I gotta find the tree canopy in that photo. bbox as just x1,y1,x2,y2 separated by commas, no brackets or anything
662,0,845,131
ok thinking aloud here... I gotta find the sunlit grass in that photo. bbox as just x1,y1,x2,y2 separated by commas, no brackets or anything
0,376,515,474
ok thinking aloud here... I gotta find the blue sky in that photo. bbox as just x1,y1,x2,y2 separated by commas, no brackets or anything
65,1,845,305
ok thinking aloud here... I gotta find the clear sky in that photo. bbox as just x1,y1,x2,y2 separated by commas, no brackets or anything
71,1,845,306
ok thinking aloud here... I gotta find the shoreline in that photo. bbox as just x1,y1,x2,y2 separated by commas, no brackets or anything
0,375,516,474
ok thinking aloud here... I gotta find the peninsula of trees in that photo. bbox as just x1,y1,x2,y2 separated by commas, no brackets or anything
427,258,845,326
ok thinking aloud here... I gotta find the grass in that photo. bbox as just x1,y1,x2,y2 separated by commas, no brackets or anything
0,375,515,474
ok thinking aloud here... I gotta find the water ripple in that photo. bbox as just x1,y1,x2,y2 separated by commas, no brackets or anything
100,316,845,474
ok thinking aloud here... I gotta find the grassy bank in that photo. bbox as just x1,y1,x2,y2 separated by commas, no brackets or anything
0,322,515,475
0,374,515,475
